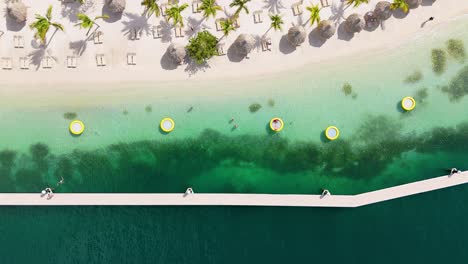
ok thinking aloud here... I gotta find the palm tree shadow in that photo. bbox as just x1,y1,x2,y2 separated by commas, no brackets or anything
28,48,46,70
159,20,173,43
263,0,285,14
121,12,151,39
186,17,204,38
69,40,88,56
279,34,295,54
184,59,210,76
329,1,346,24
60,2,81,23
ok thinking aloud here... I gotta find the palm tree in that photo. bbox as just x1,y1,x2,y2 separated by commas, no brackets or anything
167,3,189,27
264,14,283,35
305,4,321,26
76,13,109,36
219,18,236,40
390,0,409,13
199,0,222,20
229,0,250,18
141,0,161,18
345,0,369,8
29,5,64,45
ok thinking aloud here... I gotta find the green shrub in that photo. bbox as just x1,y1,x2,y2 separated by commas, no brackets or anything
186,31,219,64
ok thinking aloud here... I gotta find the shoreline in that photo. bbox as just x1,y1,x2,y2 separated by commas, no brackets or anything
0,0,467,87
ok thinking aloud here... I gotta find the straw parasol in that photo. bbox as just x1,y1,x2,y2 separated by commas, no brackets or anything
287,25,306,46
406,0,422,8
344,13,365,34
364,11,380,29
374,1,392,20
107,0,126,13
232,34,256,57
317,20,336,39
167,43,186,65
7,1,27,24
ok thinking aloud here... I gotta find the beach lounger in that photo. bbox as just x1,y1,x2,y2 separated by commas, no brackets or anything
19,57,29,70
215,18,225,31
42,56,54,69
217,43,226,56
94,31,103,44
152,25,163,39
67,56,77,68
262,37,272,52
320,0,330,8
0,31,4,38
192,0,201,13
2,57,12,70
14,35,25,48
127,53,136,65
175,26,184,38
130,28,141,40
96,54,106,67
292,3,303,16
253,11,263,24
161,4,168,16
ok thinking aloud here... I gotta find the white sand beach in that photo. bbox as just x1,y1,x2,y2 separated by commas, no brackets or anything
0,0,466,86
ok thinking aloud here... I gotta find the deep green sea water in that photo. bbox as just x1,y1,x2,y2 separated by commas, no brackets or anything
1,185,468,263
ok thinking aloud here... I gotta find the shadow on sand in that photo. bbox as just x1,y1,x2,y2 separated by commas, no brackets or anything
279,35,296,54
393,9,410,19
160,51,179,70
102,5,122,23
337,22,354,41
308,28,326,47
227,44,246,62
121,12,152,39
5,16,26,31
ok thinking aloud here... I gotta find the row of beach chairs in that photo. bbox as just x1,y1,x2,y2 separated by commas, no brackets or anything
1,53,138,70
292,0,330,16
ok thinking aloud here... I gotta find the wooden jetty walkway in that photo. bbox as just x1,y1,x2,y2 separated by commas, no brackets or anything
0,171,467,207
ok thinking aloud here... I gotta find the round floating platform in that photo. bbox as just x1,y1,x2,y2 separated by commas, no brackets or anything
401,96,416,111
270,118,284,132
160,118,175,133
325,126,340,140
69,120,85,135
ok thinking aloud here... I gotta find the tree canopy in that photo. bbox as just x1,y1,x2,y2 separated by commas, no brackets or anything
186,31,219,64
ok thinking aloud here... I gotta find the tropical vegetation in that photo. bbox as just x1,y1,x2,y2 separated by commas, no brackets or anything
76,13,109,36
229,0,250,18
220,19,236,38
29,5,64,44
305,4,321,26
269,14,283,31
390,0,409,13
141,0,161,18
199,0,222,20
167,3,189,27
346,0,369,8
186,31,219,64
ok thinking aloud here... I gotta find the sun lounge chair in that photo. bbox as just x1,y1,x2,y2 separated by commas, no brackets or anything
0,31,4,38
292,3,303,16
161,4,168,16
215,18,225,31
127,53,136,65
253,10,263,24
67,56,77,68
19,57,29,69
262,37,272,52
96,54,106,67
94,31,103,44
14,35,25,48
217,43,226,56
152,25,163,39
42,56,54,69
130,28,141,40
175,26,184,38
192,0,201,13
320,0,330,8
2,57,12,70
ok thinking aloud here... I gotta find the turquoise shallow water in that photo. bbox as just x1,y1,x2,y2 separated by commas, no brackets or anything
1,18,468,194
1,185,468,263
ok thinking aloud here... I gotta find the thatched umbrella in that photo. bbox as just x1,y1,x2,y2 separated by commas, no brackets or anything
364,11,379,29
167,43,186,65
107,0,126,13
7,1,27,24
232,34,256,57
287,25,306,46
374,1,392,20
406,0,422,8
317,20,336,39
344,14,365,34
